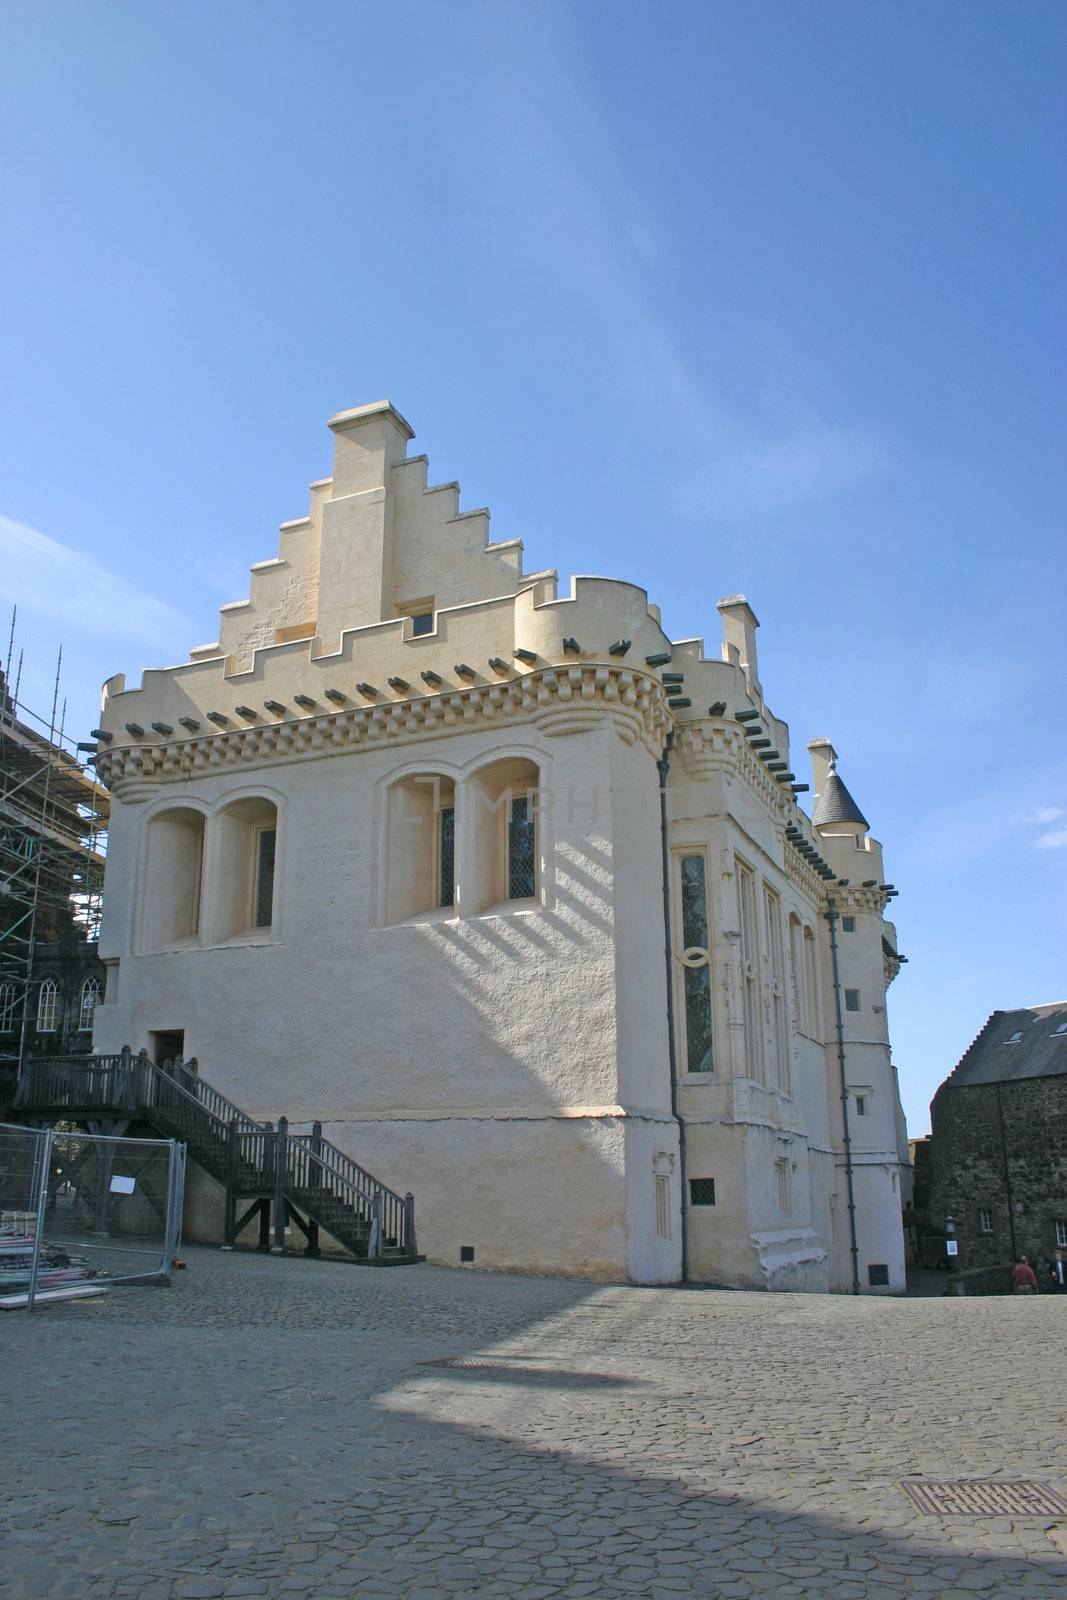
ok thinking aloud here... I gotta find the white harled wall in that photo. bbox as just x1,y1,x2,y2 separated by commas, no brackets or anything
92,400,908,1288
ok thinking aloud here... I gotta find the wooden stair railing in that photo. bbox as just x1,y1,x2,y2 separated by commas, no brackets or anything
12,1052,418,1264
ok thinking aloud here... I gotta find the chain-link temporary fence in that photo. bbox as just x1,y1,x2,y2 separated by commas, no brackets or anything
0,1121,185,1311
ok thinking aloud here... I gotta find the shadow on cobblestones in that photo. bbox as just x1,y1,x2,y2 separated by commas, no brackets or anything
2,1246,1066,1600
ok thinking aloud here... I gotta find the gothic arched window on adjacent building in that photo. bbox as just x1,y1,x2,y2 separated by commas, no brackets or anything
0,980,18,1033
78,975,101,1033
36,977,60,1033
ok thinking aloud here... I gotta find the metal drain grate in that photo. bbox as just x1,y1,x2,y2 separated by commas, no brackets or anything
901,1480,1067,1517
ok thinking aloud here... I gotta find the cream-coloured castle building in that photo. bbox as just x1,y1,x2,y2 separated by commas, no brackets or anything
92,400,909,1291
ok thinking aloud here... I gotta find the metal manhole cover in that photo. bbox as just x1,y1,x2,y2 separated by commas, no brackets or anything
901,1480,1067,1517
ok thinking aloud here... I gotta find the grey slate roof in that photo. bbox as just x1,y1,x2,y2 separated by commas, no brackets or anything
942,1003,1067,1089
812,769,869,829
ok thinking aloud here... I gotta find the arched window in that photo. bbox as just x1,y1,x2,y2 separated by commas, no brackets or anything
383,773,456,924
214,796,279,941
469,757,540,913
0,981,18,1033
36,977,60,1033
78,975,101,1032
143,807,205,949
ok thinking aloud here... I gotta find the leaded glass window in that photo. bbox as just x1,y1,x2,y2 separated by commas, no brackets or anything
36,977,60,1033
508,794,536,900
439,805,455,908
679,854,713,1074
0,981,18,1033
78,976,101,1032
254,827,276,928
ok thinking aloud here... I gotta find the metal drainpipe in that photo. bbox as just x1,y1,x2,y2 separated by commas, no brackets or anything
657,731,688,1283
826,894,861,1295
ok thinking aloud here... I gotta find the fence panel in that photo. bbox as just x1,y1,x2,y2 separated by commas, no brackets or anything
0,1121,185,1312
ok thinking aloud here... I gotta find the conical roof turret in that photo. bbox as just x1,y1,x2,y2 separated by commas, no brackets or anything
812,764,869,829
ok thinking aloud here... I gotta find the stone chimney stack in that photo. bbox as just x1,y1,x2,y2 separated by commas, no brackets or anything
717,595,761,696
807,737,838,800
316,401,415,651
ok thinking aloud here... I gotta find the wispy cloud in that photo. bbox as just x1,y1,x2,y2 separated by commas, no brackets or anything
1035,824,1067,852
0,513,192,647
463,6,886,524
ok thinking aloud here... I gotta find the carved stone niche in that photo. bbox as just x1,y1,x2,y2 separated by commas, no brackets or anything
652,1151,676,1175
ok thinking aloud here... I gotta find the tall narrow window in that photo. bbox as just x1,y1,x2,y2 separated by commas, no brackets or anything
36,977,60,1033
845,988,860,1013
439,804,455,908
0,981,17,1033
978,1209,993,1234
788,914,804,1034
78,975,101,1032
679,854,713,1074
1056,1219,1067,1248
508,795,536,900
764,886,789,1092
736,860,763,1083
803,926,820,1035
254,827,276,928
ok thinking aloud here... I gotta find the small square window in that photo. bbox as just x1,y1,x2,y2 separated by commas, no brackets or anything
689,1177,716,1207
845,989,860,1012
411,611,434,636
855,1094,866,1116
459,1245,475,1263
867,1263,889,1286
842,916,855,932
1005,1031,1023,1044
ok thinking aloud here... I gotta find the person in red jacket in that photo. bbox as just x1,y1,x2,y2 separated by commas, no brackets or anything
1011,1256,1039,1294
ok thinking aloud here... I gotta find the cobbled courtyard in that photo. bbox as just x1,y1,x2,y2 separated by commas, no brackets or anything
2,1248,1066,1599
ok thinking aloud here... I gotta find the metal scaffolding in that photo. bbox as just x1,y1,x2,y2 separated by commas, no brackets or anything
0,611,109,1081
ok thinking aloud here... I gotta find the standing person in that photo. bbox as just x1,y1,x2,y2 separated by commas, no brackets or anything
1011,1256,1039,1295
1048,1250,1067,1293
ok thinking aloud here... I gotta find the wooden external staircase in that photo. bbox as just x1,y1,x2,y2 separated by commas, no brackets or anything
10,1052,420,1265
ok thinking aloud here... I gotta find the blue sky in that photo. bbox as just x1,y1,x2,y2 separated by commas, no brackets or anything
2,1,1064,1133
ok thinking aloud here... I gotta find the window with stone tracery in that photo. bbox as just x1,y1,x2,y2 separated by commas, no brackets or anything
764,885,789,1093
0,981,17,1033
676,853,713,1074
78,976,101,1033
36,977,60,1033
736,858,763,1084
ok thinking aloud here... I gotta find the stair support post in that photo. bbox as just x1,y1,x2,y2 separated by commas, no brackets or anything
221,1117,238,1250
272,1116,288,1254
404,1192,417,1258
368,1191,383,1262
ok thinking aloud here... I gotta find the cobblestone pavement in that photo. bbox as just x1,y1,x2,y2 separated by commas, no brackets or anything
3,1248,1067,1599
